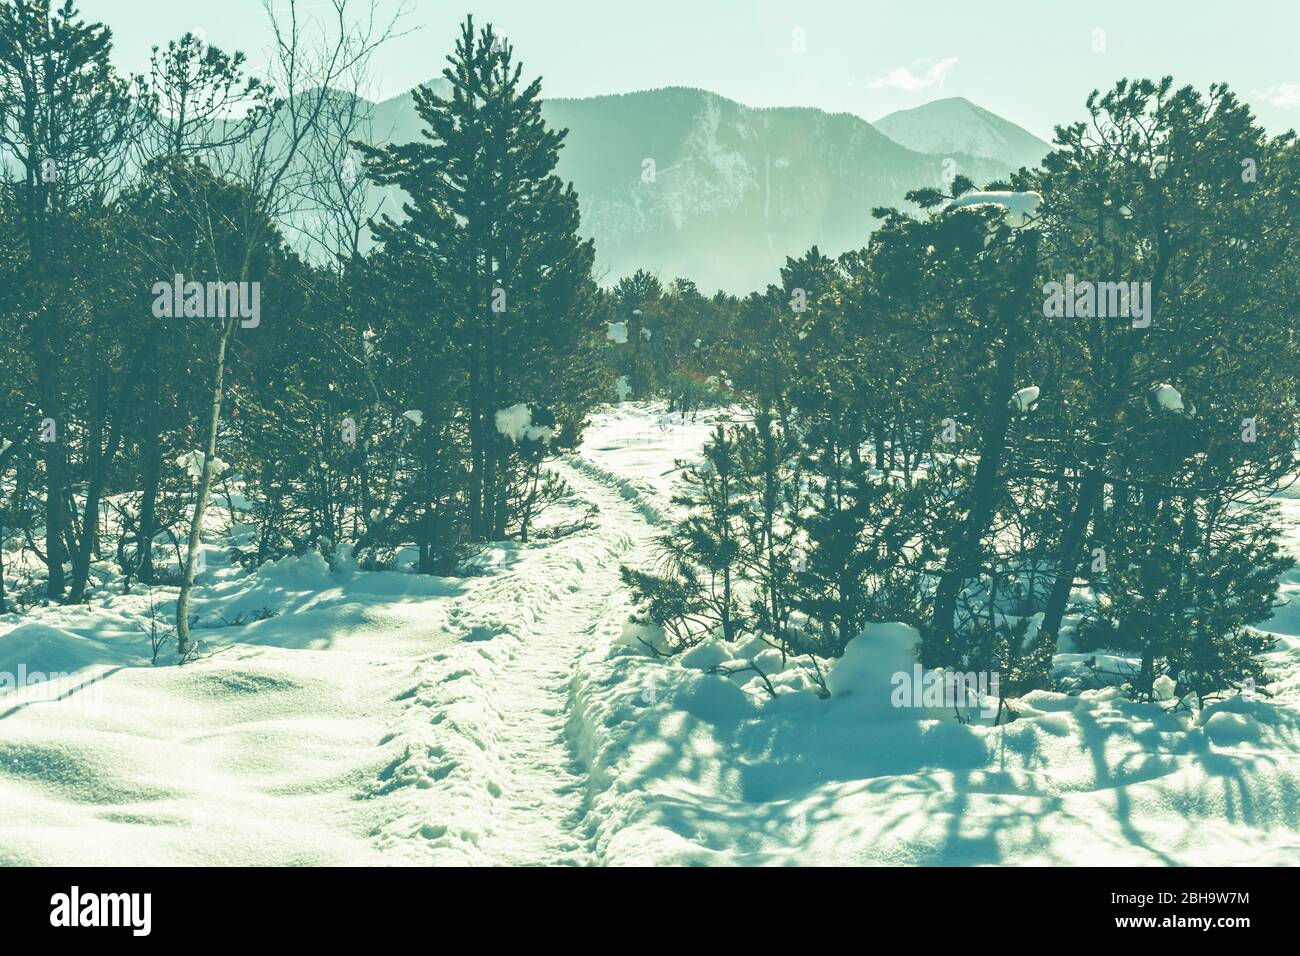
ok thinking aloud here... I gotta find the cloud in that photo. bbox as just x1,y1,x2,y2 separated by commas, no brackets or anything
868,57,958,92
1254,84,1300,108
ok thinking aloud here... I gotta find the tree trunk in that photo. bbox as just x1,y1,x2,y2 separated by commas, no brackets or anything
137,402,163,584
931,347,1017,645
32,339,67,600
67,368,107,602
930,230,1039,649
1039,236,1168,646
176,314,238,656
70,356,134,602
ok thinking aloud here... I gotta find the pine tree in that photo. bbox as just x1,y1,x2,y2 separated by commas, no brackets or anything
1032,78,1300,649
622,425,747,647
734,412,804,655
358,15,597,542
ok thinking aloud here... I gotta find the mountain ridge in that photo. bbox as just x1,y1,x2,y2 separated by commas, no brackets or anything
352,81,1047,292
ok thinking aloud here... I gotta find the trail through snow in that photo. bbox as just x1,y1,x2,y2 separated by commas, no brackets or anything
366,456,659,865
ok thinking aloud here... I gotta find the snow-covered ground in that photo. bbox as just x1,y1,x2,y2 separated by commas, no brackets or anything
2,402,1299,865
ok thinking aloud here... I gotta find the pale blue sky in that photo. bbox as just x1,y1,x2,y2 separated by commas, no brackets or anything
81,0,1300,141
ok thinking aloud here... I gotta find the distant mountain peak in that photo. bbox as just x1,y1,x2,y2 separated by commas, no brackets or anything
873,97,1051,171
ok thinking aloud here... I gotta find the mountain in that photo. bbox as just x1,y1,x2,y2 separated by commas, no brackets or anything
873,97,1052,173
355,84,1041,293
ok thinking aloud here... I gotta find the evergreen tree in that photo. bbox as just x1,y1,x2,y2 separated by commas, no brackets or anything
359,16,598,542
0,0,134,599
622,425,747,647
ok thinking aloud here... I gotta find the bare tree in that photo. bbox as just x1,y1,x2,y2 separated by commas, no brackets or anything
174,0,401,655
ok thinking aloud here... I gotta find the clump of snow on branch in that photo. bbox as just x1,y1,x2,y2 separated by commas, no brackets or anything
176,450,227,481
495,404,553,444
1009,385,1040,413
948,190,1043,228
1150,383,1184,413
606,321,628,344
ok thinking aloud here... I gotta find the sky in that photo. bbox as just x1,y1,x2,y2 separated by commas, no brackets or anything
80,0,1300,142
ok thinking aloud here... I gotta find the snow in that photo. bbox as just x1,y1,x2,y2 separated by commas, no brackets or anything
1009,385,1040,412
2,401,1299,865
605,321,627,344
948,190,1043,228
1202,709,1260,745
175,450,227,480
826,623,917,701
402,409,423,426
1152,673,1177,701
494,404,552,444
1151,383,1184,413
874,97,1050,169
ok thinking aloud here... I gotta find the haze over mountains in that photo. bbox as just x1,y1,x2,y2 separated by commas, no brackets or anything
361,82,1052,293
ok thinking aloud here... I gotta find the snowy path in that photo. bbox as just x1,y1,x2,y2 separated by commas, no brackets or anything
368,456,659,865
464,546,624,865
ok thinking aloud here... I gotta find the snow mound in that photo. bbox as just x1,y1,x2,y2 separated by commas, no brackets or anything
1009,385,1040,413
0,624,110,676
679,637,734,670
1202,709,1261,745
826,622,919,703
612,620,670,657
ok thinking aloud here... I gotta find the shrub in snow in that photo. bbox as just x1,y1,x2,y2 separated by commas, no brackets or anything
793,443,918,658
621,425,747,648
1080,492,1290,705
